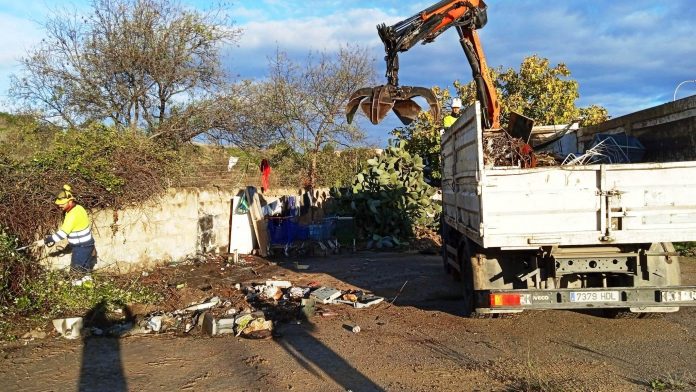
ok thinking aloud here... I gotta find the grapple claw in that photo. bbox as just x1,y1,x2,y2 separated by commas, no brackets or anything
345,85,440,125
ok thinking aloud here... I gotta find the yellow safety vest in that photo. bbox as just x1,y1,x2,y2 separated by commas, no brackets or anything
443,115,458,128
51,204,93,245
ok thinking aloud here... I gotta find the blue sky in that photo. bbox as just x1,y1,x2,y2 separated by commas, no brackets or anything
1,0,695,146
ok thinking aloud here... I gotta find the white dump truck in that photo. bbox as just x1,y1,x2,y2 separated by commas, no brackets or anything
441,96,696,317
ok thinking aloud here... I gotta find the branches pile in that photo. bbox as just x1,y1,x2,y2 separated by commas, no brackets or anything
483,131,559,168
0,129,180,244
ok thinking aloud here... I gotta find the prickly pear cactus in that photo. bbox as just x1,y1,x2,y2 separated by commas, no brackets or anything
332,139,441,244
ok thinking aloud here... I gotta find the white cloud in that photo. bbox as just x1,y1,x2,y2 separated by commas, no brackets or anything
0,13,43,65
2,0,695,140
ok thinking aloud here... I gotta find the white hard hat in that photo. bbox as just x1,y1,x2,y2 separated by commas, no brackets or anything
451,98,462,108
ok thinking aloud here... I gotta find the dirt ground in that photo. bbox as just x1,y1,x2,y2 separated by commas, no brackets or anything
2,252,696,392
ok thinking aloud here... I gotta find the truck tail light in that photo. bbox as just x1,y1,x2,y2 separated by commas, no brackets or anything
490,293,522,307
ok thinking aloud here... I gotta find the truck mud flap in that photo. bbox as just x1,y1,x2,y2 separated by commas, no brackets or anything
477,286,696,311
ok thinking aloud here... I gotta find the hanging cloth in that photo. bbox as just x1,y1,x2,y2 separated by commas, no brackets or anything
260,159,271,192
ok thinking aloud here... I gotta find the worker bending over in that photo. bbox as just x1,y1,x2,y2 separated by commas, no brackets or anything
44,185,97,278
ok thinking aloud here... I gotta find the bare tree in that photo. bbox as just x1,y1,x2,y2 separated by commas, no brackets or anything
263,46,375,187
10,0,241,135
153,80,279,147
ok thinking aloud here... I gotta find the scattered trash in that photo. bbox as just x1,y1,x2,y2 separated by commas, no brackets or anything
289,287,309,299
266,280,292,288
148,315,163,332
336,295,385,309
53,317,83,339
300,298,316,319
203,313,236,336
320,311,338,317
342,293,358,302
71,275,93,287
141,271,149,277
184,296,220,312
261,286,283,301
343,323,361,333
21,328,47,340
241,318,273,339
294,263,310,270
310,286,342,304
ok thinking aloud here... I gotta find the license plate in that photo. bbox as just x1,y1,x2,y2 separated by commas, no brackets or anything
569,291,620,303
661,290,696,303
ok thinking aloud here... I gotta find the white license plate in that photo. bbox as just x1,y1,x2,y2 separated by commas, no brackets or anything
661,290,696,303
569,291,620,303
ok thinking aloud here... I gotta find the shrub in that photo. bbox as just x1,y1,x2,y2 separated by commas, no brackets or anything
332,140,441,242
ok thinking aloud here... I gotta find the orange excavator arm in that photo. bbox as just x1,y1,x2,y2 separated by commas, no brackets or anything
347,0,500,129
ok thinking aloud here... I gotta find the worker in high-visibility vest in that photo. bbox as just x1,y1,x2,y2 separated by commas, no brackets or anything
43,185,97,278
443,97,462,129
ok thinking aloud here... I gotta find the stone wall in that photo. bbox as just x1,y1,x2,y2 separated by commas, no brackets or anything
46,187,333,273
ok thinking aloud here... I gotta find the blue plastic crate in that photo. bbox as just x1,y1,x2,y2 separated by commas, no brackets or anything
308,224,324,241
307,219,336,241
268,218,308,244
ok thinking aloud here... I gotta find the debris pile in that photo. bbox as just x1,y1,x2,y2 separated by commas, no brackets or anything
47,273,384,341
412,226,442,254
483,131,559,168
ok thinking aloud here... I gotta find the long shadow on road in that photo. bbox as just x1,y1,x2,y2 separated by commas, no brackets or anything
79,301,128,392
284,251,468,317
275,321,385,392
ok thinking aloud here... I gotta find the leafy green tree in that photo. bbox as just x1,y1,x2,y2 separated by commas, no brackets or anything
390,87,452,181
457,55,609,127
395,55,610,180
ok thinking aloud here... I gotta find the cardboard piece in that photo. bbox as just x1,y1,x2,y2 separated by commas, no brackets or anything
245,188,269,257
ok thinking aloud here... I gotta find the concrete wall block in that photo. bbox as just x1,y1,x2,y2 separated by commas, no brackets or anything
47,187,240,272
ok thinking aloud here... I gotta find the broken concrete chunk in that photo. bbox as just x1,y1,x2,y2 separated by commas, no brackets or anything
52,317,83,340
184,296,220,312
203,313,236,336
310,287,342,304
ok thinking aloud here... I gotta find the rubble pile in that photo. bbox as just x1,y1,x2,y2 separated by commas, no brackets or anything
42,257,384,341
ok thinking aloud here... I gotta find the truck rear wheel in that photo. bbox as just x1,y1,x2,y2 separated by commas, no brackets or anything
458,240,474,315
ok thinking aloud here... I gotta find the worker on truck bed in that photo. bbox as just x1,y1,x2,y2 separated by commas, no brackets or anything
43,184,97,284
443,97,462,129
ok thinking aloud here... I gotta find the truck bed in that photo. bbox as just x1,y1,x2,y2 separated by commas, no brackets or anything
442,101,696,249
